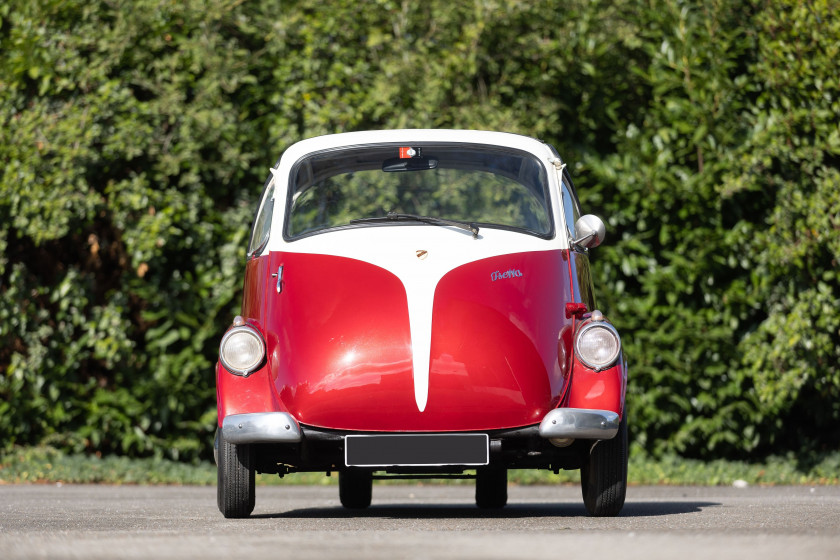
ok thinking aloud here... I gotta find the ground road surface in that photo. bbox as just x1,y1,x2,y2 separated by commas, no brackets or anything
2,484,839,559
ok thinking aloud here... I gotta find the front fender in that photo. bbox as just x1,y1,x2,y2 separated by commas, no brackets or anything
563,352,627,419
215,319,285,427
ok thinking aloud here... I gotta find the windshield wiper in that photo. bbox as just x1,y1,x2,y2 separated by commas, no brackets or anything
350,212,479,238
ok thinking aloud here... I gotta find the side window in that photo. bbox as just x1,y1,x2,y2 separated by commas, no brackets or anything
247,177,275,257
560,172,582,242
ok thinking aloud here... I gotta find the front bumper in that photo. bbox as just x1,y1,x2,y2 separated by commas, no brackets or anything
538,408,620,440
215,412,303,465
212,409,619,471
223,412,303,444
217,409,618,446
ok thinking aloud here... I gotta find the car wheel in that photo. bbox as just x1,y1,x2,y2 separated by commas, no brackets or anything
580,415,627,517
339,469,372,509
475,467,507,508
217,432,255,518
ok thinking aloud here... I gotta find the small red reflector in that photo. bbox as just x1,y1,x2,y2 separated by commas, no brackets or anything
399,147,416,159
565,302,588,319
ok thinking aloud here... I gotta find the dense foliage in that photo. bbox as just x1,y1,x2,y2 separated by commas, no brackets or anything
1,0,838,462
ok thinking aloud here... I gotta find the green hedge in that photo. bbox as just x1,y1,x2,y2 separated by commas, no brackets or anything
1,0,838,462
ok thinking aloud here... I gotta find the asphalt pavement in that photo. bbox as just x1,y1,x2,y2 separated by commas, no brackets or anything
1,484,839,559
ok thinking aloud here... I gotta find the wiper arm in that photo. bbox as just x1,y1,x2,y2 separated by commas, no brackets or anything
351,212,479,238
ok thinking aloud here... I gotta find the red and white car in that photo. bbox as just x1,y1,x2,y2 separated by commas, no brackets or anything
215,130,627,517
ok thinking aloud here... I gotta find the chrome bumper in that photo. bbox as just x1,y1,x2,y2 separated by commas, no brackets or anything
538,408,620,440
222,412,302,444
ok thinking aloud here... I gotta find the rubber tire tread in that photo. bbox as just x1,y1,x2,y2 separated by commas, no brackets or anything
475,467,508,509
339,470,373,509
217,433,255,518
580,416,628,517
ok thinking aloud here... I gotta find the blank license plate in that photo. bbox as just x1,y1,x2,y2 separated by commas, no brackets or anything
345,434,489,467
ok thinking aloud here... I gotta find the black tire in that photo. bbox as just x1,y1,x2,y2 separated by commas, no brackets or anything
580,416,628,517
475,467,508,509
339,469,372,509
217,432,255,518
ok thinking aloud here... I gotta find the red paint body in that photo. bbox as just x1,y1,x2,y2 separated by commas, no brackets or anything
217,249,625,430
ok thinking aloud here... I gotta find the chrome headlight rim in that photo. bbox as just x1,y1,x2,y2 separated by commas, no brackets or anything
574,319,621,372
219,325,266,377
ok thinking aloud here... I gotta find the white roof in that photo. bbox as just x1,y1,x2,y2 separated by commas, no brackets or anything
278,129,555,165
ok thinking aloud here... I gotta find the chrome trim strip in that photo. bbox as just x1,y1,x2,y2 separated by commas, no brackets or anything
538,408,620,440
222,412,302,444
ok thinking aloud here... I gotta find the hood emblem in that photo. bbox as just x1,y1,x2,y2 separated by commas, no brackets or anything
416,250,428,260
491,269,523,281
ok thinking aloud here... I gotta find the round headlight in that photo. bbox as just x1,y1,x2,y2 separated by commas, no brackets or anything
575,322,621,371
219,326,265,376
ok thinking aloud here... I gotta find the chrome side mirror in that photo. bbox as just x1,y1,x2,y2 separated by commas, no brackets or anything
572,215,606,249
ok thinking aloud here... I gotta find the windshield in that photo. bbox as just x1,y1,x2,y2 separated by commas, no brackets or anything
285,144,552,239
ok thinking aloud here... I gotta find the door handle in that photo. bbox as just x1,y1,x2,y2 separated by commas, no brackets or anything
271,265,284,294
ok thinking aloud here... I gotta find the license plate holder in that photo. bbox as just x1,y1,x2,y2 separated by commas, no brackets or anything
344,434,489,467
